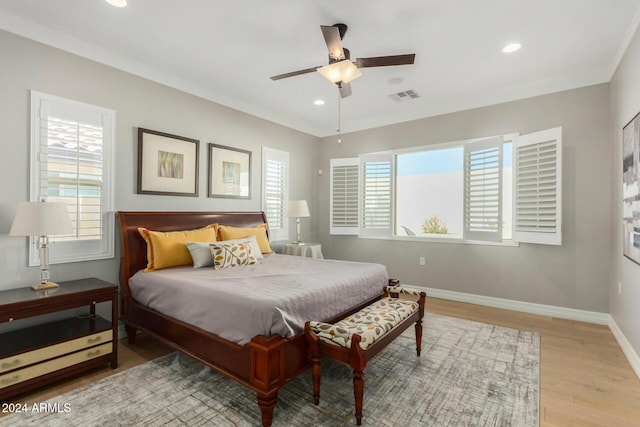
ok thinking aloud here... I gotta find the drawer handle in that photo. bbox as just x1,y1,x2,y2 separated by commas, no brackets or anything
0,375,20,385
87,349,101,358
1,359,20,369
87,336,102,344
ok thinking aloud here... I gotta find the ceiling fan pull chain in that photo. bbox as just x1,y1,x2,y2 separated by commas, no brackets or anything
337,90,342,144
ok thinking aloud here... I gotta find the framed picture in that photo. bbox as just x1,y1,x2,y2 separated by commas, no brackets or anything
623,111,640,265
137,128,199,196
208,143,251,199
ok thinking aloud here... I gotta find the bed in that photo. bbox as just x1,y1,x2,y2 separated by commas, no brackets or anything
116,211,387,427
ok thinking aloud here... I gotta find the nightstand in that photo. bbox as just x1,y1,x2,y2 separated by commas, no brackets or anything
283,243,324,259
0,278,118,400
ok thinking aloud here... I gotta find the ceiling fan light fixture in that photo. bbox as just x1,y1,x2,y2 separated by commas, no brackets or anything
317,60,362,84
330,49,345,61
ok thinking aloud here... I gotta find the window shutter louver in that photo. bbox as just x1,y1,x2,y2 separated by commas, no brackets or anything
262,147,289,241
359,153,394,237
513,127,562,245
330,158,359,235
463,136,503,241
41,104,104,241
30,91,114,265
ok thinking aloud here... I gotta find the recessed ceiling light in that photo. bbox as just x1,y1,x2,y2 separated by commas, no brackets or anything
314,99,325,106
105,0,127,7
502,43,521,53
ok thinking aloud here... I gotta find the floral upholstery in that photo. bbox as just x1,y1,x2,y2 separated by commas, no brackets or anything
309,288,420,350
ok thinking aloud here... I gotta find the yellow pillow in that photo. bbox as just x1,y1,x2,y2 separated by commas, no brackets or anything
138,224,218,271
217,223,272,254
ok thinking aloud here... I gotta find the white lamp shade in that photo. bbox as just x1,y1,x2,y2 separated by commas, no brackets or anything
287,200,310,218
10,201,73,236
317,60,362,84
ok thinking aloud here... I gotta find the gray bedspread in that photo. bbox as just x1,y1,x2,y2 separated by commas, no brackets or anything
129,254,388,345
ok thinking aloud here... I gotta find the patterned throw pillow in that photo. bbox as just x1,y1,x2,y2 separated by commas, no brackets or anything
209,240,258,270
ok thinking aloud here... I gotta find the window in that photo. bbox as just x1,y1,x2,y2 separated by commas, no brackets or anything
329,127,561,246
261,146,289,241
30,91,115,265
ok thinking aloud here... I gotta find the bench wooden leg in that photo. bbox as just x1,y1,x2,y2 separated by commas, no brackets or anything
353,368,365,426
311,353,322,405
415,319,423,356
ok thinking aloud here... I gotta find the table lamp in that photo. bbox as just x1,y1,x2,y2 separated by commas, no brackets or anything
10,201,73,291
287,200,310,244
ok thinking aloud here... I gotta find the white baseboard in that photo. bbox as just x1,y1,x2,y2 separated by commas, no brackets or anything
413,285,640,380
414,286,610,325
608,317,640,380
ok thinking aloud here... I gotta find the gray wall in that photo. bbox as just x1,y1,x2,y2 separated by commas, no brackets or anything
0,29,319,298
610,27,640,356
317,84,611,313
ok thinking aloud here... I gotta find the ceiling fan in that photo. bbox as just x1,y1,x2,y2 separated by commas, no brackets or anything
270,23,415,98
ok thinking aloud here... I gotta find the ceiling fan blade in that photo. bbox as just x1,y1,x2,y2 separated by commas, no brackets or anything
339,82,352,98
321,25,345,60
270,66,321,81
356,54,416,68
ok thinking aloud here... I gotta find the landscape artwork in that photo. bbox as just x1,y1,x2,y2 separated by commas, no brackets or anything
623,111,640,265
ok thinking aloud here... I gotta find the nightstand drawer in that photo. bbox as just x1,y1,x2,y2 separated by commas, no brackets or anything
0,342,112,389
0,330,112,374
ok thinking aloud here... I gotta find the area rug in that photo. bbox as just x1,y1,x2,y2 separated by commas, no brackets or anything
0,313,539,426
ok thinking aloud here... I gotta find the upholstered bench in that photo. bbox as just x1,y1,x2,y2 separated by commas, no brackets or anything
304,285,426,425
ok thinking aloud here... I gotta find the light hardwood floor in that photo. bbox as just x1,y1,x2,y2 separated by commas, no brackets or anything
2,297,640,426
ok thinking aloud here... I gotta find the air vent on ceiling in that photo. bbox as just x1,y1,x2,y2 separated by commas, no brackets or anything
389,89,420,102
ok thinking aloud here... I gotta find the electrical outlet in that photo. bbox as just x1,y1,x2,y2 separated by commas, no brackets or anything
419,257,426,266
618,281,622,295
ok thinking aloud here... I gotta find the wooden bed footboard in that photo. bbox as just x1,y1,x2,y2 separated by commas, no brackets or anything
123,293,381,426
116,211,384,426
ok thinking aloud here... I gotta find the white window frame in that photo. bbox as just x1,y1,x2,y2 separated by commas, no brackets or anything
29,90,115,265
261,146,289,241
328,128,561,247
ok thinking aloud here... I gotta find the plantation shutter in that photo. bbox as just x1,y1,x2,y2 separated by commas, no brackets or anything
463,136,503,241
30,91,115,265
262,147,289,241
330,158,359,235
358,152,394,237
513,127,562,245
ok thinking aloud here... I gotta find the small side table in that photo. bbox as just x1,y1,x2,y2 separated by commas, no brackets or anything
0,278,117,400
284,243,323,259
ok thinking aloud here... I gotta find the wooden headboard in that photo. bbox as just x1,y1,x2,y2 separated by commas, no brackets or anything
116,211,268,296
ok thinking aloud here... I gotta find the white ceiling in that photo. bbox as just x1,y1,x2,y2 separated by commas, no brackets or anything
1,0,639,137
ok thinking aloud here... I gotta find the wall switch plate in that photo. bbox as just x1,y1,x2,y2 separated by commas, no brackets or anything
419,257,426,266
618,281,622,295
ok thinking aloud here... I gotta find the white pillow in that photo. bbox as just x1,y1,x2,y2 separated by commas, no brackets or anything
186,235,263,268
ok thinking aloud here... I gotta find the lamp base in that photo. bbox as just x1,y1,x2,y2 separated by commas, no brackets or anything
32,281,60,291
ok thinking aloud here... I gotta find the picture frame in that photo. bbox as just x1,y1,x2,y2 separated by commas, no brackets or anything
208,143,251,199
623,111,640,265
137,128,199,197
